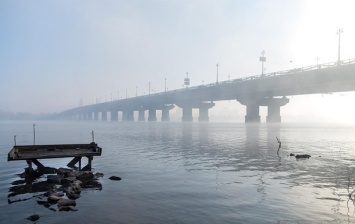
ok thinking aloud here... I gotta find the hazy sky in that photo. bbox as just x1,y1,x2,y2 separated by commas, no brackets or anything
1,0,355,123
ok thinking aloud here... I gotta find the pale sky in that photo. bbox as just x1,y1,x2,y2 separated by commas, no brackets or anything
1,0,355,123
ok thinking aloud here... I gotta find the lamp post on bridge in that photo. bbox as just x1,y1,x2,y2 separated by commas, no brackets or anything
165,78,167,92
216,63,219,84
260,50,266,75
149,82,151,95
337,29,343,65
184,72,190,89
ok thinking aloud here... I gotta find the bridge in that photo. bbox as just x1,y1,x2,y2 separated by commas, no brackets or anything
57,58,355,123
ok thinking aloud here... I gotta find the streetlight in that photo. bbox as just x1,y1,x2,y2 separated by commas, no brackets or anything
184,72,190,89
165,78,167,92
337,29,343,64
136,86,138,97
149,82,151,95
260,50,266,75
126,88,127,99
216,63,219,84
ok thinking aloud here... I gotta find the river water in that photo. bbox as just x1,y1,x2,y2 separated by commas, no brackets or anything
1,120,355,223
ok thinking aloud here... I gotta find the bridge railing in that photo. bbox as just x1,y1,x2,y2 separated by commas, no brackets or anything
126,58,355,98
221,58,355,84
75,58,355,109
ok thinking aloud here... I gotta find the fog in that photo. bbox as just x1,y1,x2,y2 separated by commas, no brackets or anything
1,0,355,123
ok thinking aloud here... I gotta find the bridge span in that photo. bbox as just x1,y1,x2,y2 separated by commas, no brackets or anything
58,58,355,123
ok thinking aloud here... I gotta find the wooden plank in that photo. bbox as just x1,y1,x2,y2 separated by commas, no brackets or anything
8,143,102,161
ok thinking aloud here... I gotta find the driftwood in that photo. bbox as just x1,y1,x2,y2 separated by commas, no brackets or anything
276,137,281,156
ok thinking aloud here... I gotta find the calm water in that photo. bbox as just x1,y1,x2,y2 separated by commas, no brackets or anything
2,121,355,223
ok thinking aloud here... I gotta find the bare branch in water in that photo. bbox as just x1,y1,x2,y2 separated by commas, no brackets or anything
276,137,281,156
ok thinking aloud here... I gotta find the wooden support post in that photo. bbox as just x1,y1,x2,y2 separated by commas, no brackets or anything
26,160,32,176
81,156,93,171
67,156,82,168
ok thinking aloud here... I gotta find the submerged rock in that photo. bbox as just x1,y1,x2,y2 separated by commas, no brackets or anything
48,195,62,204
47,175,61,184
95,172,104,178
295,154,311,159
57,198,76,207
109,176,122,181
57,168,73,176
38,166,57,174
59,205,78,212
26,214,40,221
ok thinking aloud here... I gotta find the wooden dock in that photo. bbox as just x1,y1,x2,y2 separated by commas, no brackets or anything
8,142,102,173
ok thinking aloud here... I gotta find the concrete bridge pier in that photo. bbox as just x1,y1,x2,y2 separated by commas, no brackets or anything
94,111,99,121
122,110,134,121
182,106,193,122
148,109,157,121
245,103,260,123
102,111,107,121
238,96,289,123
127,110,134,121
138,109,145,121
122,111,127,121
161,105,174,121
198,102,215,122
111,111,118,121
266,97,289,123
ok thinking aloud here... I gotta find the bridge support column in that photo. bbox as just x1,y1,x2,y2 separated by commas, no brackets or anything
161,105,174,121
245,103,260,123
125,110,134,121
138,110,145,121
94,112,99,121
266,97,289,123
182,106,193,122
238,96,289,123
198,102,215,122
102,111,107,121
148,109,157,121
111,111,118,121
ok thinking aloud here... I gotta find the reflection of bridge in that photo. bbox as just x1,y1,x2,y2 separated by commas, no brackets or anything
58,59,355,123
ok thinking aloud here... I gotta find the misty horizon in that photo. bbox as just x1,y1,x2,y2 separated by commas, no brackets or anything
2,0,355,123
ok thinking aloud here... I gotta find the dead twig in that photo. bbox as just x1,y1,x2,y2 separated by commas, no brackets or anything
276,137,281,156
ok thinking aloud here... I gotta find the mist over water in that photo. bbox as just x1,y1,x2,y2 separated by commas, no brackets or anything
1,121,355,223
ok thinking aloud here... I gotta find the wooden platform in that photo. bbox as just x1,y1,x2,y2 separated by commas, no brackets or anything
8,142,102,161
7,142,102,172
